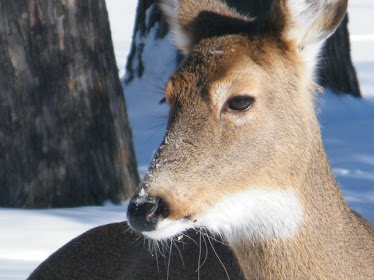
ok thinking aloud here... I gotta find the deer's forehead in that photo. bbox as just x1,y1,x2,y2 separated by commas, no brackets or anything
164,36,295,103
165,50,251,102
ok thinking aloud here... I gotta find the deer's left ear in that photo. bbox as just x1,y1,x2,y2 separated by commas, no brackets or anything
273,0,347,62
160,0,253,54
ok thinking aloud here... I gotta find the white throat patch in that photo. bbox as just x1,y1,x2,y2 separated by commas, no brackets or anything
198,188,304,243
143,188,304,243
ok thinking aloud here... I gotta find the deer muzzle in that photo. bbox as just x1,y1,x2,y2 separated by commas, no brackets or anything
127,191,170,232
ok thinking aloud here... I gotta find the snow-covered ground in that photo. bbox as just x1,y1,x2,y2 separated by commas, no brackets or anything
0,203,129,280
1,0,373,279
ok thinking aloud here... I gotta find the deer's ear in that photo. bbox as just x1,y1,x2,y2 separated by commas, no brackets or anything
160,0,252,54
274,0,347,59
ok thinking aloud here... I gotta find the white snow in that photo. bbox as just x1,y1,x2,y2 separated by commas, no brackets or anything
0,203,129,280
0,0,373,279
349,0,374,98
106,0,138,77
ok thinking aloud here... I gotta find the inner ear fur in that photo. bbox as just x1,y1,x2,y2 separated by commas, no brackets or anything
272,0,348,49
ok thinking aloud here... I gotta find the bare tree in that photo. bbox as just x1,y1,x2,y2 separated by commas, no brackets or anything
0,0,139,208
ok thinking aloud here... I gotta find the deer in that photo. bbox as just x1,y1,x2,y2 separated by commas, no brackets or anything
28,0,374,279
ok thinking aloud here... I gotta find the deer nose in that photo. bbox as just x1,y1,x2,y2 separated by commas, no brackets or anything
127,192,169,232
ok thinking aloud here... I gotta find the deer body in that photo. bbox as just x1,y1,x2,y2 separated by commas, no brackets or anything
28,222,243,280
29,0,374,279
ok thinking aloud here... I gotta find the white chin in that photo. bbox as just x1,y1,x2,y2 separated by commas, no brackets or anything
142,218,194,240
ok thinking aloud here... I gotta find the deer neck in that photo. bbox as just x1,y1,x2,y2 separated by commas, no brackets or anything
227,133,374,280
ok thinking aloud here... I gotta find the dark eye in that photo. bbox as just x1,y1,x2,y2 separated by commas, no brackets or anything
227,95,254,111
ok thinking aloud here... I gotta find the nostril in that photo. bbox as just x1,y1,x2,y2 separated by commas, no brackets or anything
127,195,169,232
152,197,169,219
141,201,158,219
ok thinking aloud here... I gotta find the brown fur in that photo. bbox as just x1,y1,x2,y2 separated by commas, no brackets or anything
28,0,374,279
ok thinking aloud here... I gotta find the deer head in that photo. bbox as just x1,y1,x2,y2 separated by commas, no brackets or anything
127,0,347,243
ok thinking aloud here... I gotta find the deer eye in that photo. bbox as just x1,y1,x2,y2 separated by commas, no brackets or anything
227,95,254,111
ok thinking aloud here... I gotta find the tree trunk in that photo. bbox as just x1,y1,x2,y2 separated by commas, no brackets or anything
126,0,361,97
0,0,139,208
319,15,361,97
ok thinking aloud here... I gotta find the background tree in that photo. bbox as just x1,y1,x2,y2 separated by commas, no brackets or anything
0,0,139,208
126,0,361,97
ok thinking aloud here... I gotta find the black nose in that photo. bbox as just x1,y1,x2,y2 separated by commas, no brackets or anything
127,193,169,232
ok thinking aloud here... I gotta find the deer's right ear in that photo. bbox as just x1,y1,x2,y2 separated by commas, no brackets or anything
160,0,251,54
271,0,347,62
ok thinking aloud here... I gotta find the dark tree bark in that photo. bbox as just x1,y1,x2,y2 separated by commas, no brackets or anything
0,0,139,208
126,0,361,97
319,15,361,97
